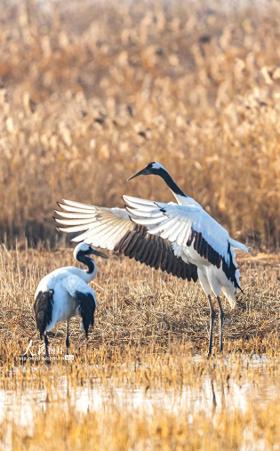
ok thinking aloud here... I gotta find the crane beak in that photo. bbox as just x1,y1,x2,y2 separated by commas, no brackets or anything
90,249,108,259
127,168,147,181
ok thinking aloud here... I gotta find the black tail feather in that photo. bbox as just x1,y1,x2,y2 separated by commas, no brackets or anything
33,290,54,338
75,292,96,338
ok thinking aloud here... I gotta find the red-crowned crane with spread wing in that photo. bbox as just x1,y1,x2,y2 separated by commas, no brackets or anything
55,162,248,356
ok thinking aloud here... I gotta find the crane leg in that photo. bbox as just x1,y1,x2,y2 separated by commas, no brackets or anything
216,296,225,352
44,333,50,361
207,295,216,358
66,320,70,355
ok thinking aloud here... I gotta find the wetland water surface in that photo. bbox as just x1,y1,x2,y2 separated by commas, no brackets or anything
0,355,278,428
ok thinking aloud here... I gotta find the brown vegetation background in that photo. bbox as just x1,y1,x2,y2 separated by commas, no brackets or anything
0,0,279,247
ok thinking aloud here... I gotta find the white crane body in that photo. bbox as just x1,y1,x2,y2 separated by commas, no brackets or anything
34,243,106,359
35,267,96,331
123,195,246,309
54,162,249,356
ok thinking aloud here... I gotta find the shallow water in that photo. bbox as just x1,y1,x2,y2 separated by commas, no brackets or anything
0,355,277,429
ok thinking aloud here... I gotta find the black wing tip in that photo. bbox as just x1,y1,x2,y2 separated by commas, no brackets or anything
52,214,66,231
55,226,64,233
53,214,64,225
56,200,67,210
54,201,66,220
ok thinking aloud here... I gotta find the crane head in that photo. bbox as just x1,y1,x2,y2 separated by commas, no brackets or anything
74,242,108,259
127,162,167,181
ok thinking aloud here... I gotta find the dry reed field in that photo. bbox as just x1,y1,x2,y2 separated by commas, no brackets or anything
0,0,279,247
0,248,279,449
0,0,280,449
0,248,279,357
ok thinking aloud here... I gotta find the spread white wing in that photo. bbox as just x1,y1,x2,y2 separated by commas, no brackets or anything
55,199,133,250
123,195,248,268
55,199,198,281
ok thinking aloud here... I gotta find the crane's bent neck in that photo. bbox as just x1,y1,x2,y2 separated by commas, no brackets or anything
158,168,187,204
76,254,97,282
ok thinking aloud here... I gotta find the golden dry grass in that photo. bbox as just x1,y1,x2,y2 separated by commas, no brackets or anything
0,244,279,449
0,0,279,247
0,248,279,361
0,248,279,449
0,1,280,449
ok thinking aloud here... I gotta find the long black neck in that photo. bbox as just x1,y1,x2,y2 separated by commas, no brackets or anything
158,168,186,197
77,252,95,274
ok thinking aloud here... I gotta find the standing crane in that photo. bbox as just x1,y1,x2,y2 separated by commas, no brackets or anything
54,162,248,356
34,242,107,360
